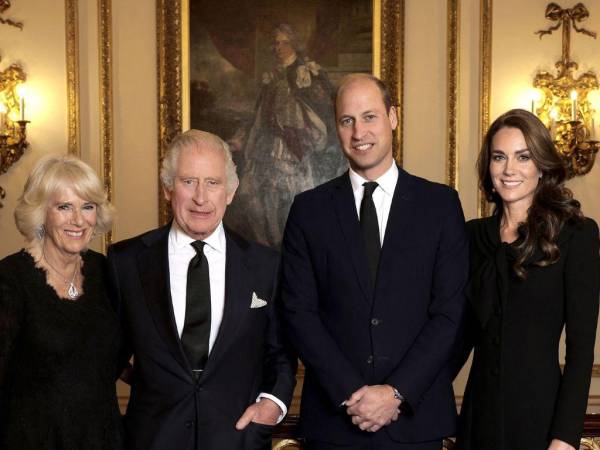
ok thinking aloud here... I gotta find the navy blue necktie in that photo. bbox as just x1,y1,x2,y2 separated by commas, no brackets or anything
360,181,381,284
181,241,211,377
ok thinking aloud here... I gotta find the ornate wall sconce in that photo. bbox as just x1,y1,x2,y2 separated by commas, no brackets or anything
0,57,29,208
0,1,29,208
532,2,599,178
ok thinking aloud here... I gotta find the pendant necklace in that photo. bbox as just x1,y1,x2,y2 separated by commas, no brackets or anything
43,252,80,300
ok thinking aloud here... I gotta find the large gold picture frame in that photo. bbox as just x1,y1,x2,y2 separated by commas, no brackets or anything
156,0,405,227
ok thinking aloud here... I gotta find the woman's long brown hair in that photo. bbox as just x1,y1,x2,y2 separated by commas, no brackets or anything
477,109,583,278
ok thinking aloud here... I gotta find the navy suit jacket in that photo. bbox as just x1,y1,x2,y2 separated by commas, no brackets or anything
280,168,468,445
107,225,296,450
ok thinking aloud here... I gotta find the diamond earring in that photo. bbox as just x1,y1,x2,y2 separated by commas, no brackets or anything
36,225,45,240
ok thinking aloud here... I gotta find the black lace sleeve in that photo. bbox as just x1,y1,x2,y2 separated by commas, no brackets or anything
0,265,25,411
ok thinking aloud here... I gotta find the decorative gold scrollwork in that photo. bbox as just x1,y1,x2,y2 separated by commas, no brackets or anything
0,1,28,207
532,2,600,177
272,439,302,450
0,53,28,208
580,437,600,450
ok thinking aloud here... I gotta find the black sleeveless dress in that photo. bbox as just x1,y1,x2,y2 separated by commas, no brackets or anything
0,249,123,449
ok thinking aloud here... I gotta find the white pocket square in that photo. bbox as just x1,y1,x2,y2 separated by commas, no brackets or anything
250,292,268,309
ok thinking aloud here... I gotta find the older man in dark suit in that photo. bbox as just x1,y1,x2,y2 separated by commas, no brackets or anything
107,130,296,450
280,74,468,449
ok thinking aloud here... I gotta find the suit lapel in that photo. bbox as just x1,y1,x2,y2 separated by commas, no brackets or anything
202,231,252,377
331,172,373,303
137,225,189,372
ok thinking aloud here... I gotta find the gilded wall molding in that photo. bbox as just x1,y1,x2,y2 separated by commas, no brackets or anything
581,438,600,450
477,0,492,218
98,0,114,248
65,0,80,157
447,0,459,190
157,0,182,226
380,0,405,166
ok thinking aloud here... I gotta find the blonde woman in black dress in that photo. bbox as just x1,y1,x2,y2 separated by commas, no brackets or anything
0,155,122,449
456,109,600,450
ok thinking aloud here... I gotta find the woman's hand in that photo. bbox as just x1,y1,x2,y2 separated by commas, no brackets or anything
548,438,576,450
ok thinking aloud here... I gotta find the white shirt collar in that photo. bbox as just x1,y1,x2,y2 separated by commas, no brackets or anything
349,161,398,196
169,221,226,254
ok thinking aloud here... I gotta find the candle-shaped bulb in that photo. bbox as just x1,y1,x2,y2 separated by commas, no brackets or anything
16,84,26,121
570,90,578,121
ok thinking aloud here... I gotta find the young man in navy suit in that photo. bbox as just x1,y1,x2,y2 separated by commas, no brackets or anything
108,130,296,450
280,74,468,449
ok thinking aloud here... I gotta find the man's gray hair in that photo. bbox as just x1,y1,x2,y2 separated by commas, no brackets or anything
273,23,305,55
160,129,239,194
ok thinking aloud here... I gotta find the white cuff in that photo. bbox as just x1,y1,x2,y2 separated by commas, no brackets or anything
256,392,287,424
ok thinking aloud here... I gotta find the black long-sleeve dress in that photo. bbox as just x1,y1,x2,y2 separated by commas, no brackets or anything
0,249,123,449
456,215,600,450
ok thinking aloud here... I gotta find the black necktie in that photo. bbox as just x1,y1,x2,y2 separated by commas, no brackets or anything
360,181,381,284
181,240,211,377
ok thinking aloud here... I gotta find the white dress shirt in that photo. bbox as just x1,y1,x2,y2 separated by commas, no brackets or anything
349,161,399,245
167,221,286,421
341,162,399,408
169,221,226,349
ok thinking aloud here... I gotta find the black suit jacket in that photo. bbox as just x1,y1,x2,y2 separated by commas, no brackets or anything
107,225,296,450
280,168,468,445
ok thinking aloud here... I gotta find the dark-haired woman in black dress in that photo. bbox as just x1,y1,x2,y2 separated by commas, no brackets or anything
456,109,600,450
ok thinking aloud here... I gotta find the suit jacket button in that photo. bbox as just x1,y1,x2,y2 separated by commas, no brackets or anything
185,420,195,428
195,385,203,392
371,318,381,326
366,355,374,364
